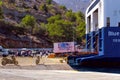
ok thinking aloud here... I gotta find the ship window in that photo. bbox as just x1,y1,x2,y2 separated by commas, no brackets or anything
118,22,120,27
106,17,110,27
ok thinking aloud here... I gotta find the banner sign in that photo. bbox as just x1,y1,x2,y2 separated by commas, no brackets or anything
53,42,75,53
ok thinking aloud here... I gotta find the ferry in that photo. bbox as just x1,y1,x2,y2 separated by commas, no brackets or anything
69,0,120,67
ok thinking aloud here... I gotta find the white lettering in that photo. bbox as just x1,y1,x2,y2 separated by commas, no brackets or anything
108,31,120,36
113,39,120,43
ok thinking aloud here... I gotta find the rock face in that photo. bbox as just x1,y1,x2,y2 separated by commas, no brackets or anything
0,38,38,48
53,0,90,13
0,34,48,48
2,0,50,24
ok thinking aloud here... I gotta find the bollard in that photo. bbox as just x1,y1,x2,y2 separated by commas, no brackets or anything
36,56,40,65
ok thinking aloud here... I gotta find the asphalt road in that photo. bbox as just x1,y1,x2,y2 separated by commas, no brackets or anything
0,57,120,80
0,69,120,80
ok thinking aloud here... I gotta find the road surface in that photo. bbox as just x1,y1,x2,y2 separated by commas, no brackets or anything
0,57,120,80
0,69,120,80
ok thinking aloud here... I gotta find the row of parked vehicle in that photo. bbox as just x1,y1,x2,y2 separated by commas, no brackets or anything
0,46,53,57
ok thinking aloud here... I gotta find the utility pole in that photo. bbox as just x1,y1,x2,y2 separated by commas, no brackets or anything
73,26,75,42
72,26,75,52
29,27,32,48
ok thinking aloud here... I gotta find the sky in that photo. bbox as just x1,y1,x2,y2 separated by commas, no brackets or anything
53,0,90,13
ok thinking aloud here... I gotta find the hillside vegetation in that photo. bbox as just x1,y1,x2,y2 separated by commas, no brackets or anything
0,0,85,48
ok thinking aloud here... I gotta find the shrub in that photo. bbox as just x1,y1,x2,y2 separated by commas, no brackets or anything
39,4,48,12
60,5,66,10
46,0,52,5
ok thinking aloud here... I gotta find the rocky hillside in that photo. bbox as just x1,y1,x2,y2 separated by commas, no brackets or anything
53,0,90,13
0,0,66,48
0,0,86,48
2,0,65,25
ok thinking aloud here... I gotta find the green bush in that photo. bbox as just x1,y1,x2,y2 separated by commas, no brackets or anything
46,0,52,4
60,5,66,10
39,4,48,12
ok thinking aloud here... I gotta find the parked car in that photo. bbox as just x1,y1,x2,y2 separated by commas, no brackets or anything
0,46,8,56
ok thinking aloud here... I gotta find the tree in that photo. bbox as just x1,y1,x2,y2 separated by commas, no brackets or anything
55,20,73,41
47,23,64,42
40,23,48,36
0,0,2,6
47,14,61,23
76,21,86,44
65,10,76,22
21,15,36,47
21,15,36,33
33,23,47,36
60,5,66,10
33,24,40,35
45,8,86,43
47,17,74,42
39,4,48,12
76,11,85,20
0,0,3,19
46,0,52,4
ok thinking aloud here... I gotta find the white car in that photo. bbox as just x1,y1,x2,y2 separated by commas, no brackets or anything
0,46,8,56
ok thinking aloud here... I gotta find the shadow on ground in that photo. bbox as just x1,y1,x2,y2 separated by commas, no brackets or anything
70,65,120,74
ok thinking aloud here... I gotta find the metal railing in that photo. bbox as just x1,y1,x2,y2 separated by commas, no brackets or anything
86,31,99,52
